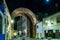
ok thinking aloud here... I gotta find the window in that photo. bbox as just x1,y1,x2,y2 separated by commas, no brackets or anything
57,15,60,24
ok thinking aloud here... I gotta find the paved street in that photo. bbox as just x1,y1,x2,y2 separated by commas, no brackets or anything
12,37,60,40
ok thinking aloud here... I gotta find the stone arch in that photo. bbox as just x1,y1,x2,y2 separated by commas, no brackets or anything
6,10,12,40
11,8,37,38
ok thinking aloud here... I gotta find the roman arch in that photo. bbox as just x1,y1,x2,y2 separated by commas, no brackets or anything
5,5,11,40
11,8,37,38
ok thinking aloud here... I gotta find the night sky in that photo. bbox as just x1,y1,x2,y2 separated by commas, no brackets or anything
6,0,60,18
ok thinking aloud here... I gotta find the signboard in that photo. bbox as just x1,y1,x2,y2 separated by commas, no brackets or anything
0,34,5,40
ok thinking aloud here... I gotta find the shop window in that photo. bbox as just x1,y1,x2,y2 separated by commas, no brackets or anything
57,15,60,24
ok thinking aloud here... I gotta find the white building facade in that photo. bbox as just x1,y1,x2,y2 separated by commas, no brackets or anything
43,12,60,39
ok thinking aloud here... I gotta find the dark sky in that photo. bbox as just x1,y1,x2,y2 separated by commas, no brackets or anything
6,0,60,18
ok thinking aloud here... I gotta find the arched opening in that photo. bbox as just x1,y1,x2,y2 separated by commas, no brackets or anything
11,8,37,39
13,14,33,38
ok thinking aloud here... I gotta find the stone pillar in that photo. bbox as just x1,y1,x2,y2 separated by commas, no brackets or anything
33,24,36,38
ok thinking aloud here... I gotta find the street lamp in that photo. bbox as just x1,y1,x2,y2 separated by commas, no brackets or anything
46,0,50,2
44,0,51,5
11,19,14,23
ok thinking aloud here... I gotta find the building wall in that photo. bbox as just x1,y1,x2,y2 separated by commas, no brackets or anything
43,12,60,38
